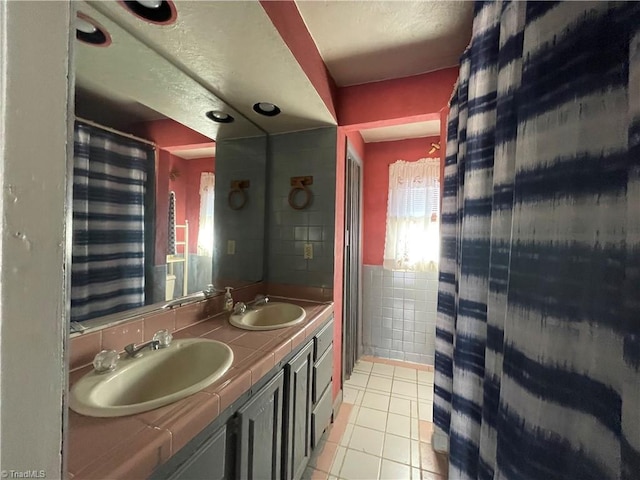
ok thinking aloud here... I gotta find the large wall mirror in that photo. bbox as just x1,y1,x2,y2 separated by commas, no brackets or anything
72,1,267,331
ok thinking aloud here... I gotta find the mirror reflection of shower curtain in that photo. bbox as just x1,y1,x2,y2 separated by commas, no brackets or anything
71,122,151,322
197,172,215,256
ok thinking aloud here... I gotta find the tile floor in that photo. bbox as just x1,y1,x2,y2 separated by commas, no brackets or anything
303,357,448,480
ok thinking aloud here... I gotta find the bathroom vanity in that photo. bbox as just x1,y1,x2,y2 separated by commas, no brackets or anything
67,299,335,480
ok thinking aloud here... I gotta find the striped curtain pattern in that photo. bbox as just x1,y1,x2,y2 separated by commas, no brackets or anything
71,123,150,322
434,2,640,479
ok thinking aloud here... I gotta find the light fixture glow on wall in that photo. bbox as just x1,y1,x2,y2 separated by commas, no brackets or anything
120,0,178,25
252,102,281,117
206,111,234,124
75,13,111,47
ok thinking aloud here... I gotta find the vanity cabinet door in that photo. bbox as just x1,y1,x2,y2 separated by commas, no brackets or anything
237,370,285,480
167,425,227,480
283,340,314,480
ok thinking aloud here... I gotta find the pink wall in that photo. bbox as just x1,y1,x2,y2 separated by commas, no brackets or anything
362,136,440,266
338,67,458,128
345,130,365,160
259,1,337,120
332,128,349,400
133,118,213,149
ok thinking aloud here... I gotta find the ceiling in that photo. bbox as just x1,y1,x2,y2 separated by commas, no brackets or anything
171,146,217,160
74,1,471,142
297,1,473,87
360,119,441,144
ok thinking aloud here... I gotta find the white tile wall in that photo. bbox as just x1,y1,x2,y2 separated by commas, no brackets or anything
362,265,438,364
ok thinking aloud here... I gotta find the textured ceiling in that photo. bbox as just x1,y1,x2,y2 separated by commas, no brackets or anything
75,2,264,140
75,1,469,140
171,146,217,160
83,0,336,134
360,119,441,143
297,1,472,86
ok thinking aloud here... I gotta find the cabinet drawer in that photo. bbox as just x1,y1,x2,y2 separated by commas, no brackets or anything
168,425,226,480
311,385,332,448
313,319,333,361
313,344,333,404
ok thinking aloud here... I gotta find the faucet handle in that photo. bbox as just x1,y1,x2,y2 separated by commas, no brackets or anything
93,349,119,373
233,302,247,315
152,329,172,348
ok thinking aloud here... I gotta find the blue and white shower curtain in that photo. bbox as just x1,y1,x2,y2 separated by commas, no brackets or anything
435,2,640,479
71,123,151,322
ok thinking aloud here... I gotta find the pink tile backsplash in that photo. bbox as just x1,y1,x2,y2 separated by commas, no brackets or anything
100,320,144,354
69,330,102,371
143,309,176,341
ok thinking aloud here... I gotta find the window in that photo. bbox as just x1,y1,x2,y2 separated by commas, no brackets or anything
197,172,215,256
383,158,440,271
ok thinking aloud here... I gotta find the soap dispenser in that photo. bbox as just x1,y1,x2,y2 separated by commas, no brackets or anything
224,287,234,311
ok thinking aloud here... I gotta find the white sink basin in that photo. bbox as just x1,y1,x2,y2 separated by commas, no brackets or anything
229,302,306,331
70,338,233,417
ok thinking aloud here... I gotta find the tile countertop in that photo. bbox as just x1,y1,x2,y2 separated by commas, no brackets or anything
67,299,334,480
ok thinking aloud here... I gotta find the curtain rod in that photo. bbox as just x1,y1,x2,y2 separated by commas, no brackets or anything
75,116,157,148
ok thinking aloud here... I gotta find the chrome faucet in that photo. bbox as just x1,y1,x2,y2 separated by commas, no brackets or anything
233,295,269,315
124,340,160,358
124,329,172,358
162,285,224,309
247,294,269,308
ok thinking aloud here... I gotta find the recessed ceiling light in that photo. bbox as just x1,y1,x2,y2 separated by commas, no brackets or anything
253,102,281,117
120,0,177,25
75,13,111,47
206,111,234,124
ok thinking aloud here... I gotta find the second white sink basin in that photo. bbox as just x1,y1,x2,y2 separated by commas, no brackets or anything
229,302,306,331
70,338,233,417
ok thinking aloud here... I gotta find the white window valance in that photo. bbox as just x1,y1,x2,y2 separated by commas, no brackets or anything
197,172,215,256
383,158,440,271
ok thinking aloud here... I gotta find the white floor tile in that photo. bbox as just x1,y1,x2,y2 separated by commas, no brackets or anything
330,446,347,477
343,386,359,404
382,433,411,465
348,425,385,456
418,370,434,385
410,416,419,440
341,423,355,447
379,459,411,480
389,397,411,417
418,402,434,422
348,406,360,424
371,362,395,377
354,360,373,373
392,379,417,398
394,366,417,382
361,391,390,412
411,467,421,479
346,372,369,389
386,412,411,438
410,400,418,419
340,449,381,480
355,406,388,432
367,375,393,393
411,440,421,468
418,384,434,402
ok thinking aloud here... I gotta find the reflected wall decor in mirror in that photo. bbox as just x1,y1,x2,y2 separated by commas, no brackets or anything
71,1,267,330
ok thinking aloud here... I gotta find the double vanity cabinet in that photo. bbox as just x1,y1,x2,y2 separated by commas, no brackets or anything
150,318,334,480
